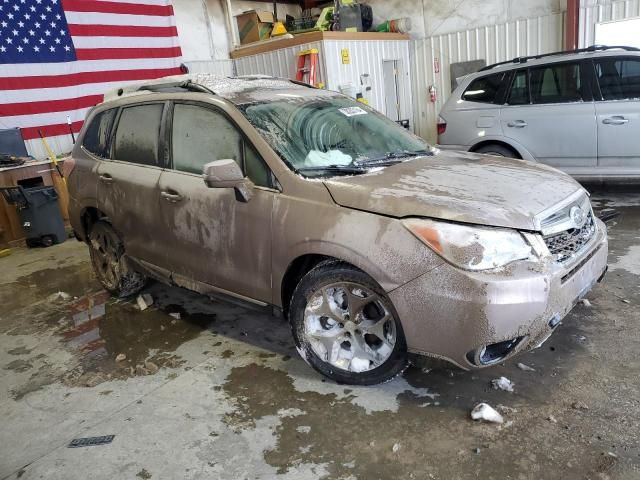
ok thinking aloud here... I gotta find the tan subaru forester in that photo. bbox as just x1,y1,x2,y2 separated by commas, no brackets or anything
68,75,608,385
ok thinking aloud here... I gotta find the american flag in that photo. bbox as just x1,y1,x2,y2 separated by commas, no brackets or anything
0,0,183,157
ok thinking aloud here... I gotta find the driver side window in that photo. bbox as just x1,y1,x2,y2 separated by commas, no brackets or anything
171,103,273,188
172,104,242,174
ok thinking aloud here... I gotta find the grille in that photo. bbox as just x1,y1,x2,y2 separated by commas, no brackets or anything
544,212,596,263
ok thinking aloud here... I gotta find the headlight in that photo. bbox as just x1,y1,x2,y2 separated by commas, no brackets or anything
403,218,533,271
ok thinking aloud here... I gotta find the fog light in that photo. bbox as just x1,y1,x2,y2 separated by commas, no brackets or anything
466,337,524,366
548,314,561,329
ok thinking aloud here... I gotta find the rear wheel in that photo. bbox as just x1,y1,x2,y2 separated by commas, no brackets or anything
474,144,518,158
290,262,408,385
88,221,146,298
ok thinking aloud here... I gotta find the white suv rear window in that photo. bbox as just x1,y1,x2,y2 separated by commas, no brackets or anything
462,73,506,103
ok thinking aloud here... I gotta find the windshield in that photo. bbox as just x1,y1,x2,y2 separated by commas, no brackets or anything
238,96,432,177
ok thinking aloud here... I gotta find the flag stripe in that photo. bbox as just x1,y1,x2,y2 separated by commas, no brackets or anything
3,107,93,129
65,11,177,27
72,35,179,48
68,24,178,37
5,57,182,78
0,66,184,90
63,0,174,16
0,95,104,117
75,46,182,60
0,80,155,104
21,120,84,141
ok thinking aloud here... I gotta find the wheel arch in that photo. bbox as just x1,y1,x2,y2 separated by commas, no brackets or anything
279,252,381,319
468,136,535,161
79,206,109,241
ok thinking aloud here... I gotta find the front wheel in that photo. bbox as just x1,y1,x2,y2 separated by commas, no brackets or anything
474,144,518,158
88,221,146,298
290,262,408,385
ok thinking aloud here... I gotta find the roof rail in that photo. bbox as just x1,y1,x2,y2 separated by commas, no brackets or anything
479,44,640,71
117,79,214,96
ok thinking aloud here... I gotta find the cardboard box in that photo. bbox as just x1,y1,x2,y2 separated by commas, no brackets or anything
236,10,274,45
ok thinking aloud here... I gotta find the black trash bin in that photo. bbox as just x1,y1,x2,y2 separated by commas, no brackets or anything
0,185,67,247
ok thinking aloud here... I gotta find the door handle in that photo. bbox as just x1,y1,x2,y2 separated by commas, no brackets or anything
99,174,113,184
507,120,528,128
161,191,184,203
602,116,629,125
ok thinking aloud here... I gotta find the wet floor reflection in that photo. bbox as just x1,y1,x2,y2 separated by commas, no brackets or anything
59,288,218,387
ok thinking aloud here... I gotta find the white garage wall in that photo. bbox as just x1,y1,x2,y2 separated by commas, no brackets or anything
412,12,566,143
579,0,640,47
362,0,566,38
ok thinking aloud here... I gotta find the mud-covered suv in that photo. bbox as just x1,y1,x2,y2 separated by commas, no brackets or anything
68,75,608,385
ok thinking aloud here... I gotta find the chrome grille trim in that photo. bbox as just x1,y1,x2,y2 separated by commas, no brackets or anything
543,211,596,263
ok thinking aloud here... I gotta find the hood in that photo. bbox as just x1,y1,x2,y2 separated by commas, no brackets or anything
323,150,583,231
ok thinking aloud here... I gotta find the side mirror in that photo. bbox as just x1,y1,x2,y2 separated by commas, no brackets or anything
202,159,254,202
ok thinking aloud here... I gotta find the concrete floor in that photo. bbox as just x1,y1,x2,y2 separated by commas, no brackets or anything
1,192,639,480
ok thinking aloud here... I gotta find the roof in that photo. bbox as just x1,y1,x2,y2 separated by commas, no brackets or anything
477,45,640,74
102,74,317,105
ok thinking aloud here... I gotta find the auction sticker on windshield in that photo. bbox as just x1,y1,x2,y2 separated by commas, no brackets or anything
339,106,368,117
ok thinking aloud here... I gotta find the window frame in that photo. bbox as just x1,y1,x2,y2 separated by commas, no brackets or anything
591,55,640,102
461,72,510,104
505,68,530,106
108,100,170,168
165,100,278,191
80,107,117,160
503,59,595,106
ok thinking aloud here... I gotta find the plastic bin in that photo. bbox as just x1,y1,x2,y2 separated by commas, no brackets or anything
0,185,66,247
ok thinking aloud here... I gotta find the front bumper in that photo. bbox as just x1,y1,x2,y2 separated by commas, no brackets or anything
388,218,608,369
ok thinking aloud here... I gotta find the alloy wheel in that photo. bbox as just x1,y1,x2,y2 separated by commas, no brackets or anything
303,282,397,373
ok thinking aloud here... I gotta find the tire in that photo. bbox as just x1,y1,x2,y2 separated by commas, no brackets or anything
289,261,408,385
88,221,146,298
474,144,518,158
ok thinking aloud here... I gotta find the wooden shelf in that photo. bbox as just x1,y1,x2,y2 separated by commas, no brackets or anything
230,31,410,59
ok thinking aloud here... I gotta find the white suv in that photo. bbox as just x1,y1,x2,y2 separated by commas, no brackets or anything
437,45,640,180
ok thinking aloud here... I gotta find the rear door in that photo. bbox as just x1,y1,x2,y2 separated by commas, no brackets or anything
593,56,640,174
157,101,274,303
97,102,167,267
500,61,597,168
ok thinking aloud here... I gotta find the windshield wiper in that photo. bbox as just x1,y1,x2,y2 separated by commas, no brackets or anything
358,150,433,165
297,165,370,176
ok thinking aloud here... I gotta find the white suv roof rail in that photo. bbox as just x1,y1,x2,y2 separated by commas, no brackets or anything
479,44,640,72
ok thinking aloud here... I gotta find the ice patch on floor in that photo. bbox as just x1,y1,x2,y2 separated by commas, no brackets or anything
609,244,640,276
287,362,438,414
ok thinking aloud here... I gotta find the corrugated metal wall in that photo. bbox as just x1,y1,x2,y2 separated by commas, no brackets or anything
579,0,640,47
235,41,328,83
235,39,413,124
183,59,235,76
412,12,566,143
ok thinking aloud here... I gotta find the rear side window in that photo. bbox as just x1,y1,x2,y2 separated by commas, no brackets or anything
530,62,583,104
82,109,116,157
462,73,506,103
507,70,529,105
113,104,164,166
595,58,640,101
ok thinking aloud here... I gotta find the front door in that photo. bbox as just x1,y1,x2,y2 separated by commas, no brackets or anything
593,56,640,174
500,62,597,169
157,102,275,303
97,102,166,267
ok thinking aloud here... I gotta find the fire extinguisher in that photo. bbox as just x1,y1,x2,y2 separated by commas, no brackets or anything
429,85,437,103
